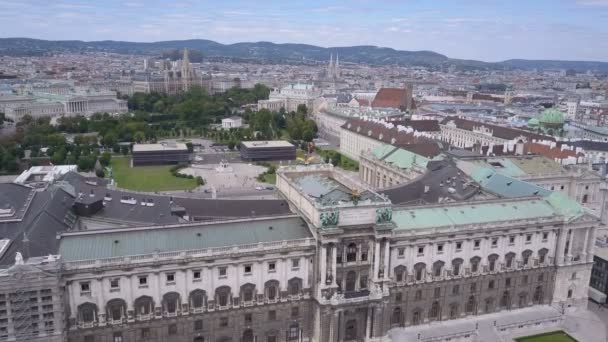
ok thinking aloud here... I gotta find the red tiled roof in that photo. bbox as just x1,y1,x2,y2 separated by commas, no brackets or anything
356,98,370,106
371,88,409,109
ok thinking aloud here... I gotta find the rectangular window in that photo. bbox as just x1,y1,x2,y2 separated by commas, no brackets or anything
488,280,495,289
268,262,276,272
141,328,150,338
193,270,201,280
505,278,511,287
456,242,463,251
538,273,544,282
291,259,300,269
291,307,299,318
542,232,548,241
219,267,227,278
473,240,481,249
437,244,444,253
398,248,405,256
113,332,123,342
491,238,498,247
80,282,90,294
470,283,477,293
417,246,424,255
434,287,441,298
138,276,148,287
245,313,252,324
110,279,120,290
244,264,252,275
220,317,229,327
526,234,532,243
452,285,459,295
359,275,368,289
361,251,368,261
194,320,203,331
268,310,276,320
166,273,175,284
509,236,515,245
395,292,402,302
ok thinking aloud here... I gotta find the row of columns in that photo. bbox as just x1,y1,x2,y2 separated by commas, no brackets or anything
326,305,380,342
557,226,595,265
321,239,390,287
320,244,338,287
67,101,88,113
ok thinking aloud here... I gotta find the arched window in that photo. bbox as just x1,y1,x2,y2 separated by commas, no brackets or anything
449,303,458,319
240,283,256,303
533,286,543,304
345,320,357,340
287,323,299,341
429,301,440,320
265,280,279,301
522,250,533,266
346,243,357,262
465,296,476,314
190,290,206,309
242,329,254,342
500,291,511,309
391,307,402,325
484,297,494,313
394,265,407,282
518,292,528,307
505,252,516,268
432,261,445,278
215,286,232,307
288,278,302,296
414,263,426,281
488,254,499,272
538,248,548,264
412,309,422,325
470,256,481,274
452,258,463,276
134,296,154,316
78,303,98,323
162,292,181,314
345,271,356,292
106,299,127,321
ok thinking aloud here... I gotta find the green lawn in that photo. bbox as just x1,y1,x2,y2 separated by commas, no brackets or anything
110,157,197,192
515,331,577,342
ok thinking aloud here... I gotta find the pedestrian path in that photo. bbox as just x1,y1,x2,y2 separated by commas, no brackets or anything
386,304,606,342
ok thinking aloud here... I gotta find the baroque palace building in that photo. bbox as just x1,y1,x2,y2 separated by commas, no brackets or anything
0,157,601,342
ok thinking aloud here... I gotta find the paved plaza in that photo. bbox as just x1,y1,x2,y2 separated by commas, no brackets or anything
386,303,607,342
179,162,268,191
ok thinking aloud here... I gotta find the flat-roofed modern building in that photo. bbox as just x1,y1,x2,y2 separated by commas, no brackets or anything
132,143,191,166
239,141,296,161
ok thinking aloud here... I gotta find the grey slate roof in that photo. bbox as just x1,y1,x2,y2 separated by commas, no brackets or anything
60,172,179,226
172,197,292,220
59,216,312,261
0,183,76,265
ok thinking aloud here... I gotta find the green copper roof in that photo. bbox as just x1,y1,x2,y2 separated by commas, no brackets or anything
372,144,441,170
539,108,565,125
392,199,556,230
392,193,584,231
469,166,551,198
527,118,540,127
59,216,312,261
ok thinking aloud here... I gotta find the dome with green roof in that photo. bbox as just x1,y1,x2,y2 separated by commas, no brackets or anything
539,108,565,126
527,118,540,128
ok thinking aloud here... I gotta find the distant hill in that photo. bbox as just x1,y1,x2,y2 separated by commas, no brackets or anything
1,37,607,72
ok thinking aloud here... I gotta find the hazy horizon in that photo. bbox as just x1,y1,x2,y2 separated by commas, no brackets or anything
1,0,608,62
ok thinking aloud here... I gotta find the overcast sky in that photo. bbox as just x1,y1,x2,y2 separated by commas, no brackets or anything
1,0,608,62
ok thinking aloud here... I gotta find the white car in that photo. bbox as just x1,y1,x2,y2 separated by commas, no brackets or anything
255,186,264,190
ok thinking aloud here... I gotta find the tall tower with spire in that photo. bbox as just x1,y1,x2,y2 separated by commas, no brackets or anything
180,49,195,92
326,52,340,80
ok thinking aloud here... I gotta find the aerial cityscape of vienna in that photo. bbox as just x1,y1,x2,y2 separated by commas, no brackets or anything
1,0,608,341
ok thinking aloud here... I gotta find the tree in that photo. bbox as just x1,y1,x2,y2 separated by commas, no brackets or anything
134,131,145,143
103,132,117,147
186,142,194,153
228,140,236,150
99,152,112,167
120,145,129,155
297,104,308,115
